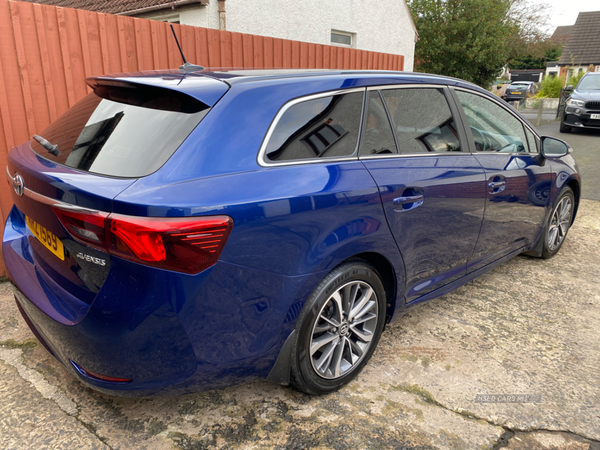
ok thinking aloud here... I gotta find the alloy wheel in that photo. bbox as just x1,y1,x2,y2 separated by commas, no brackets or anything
547,195,572,251
309,280,379,379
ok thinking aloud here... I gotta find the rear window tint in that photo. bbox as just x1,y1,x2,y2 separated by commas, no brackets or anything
264,91,363,162
30,86,209,178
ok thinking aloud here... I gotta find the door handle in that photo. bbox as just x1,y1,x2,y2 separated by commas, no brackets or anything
394,194,424,205
488,175,506,194
488,181,506,189
393,189,424,212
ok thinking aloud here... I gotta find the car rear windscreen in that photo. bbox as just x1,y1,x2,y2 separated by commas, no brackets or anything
30,84,210,178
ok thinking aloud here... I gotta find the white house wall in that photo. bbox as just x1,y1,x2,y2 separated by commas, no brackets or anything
140,0,416,71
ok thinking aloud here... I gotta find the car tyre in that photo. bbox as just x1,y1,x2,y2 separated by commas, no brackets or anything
541,187,574,259
559,119,571,133
290,260,387,395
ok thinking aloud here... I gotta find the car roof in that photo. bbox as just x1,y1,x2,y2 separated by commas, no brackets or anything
86,68,485,101
200,68,460,85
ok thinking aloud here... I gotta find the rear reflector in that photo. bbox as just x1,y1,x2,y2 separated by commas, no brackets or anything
70,360,132,383
53,207,233,274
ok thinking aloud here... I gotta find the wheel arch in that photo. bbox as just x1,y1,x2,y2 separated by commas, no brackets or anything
350,252,398,323
266,251,401,386
566,178,580,224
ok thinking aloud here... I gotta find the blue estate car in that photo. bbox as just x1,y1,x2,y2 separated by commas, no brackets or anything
3,69,580,396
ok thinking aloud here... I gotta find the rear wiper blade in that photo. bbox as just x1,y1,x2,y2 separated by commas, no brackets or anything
32,134,60,156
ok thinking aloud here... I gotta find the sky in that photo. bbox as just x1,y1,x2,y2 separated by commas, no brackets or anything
531,0,600,31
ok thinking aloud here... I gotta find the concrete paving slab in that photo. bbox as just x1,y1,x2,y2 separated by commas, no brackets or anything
0,358,108,450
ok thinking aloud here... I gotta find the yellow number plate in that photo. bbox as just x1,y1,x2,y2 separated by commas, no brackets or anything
26,216,64,261
511,91,520,94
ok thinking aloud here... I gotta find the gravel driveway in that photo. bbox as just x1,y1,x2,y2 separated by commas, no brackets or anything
1,198,600,450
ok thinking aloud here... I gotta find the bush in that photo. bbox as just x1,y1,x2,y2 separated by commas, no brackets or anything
538,75,564,98
566,71,585,89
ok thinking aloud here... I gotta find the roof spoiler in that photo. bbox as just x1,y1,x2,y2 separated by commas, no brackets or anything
85,78,210,114
85,73,229,108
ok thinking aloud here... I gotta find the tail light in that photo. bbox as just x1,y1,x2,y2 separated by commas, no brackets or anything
50,208,109,252
53,206,233,274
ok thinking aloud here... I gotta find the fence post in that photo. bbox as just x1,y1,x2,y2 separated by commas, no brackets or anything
536,98,544,126
556,88,565,120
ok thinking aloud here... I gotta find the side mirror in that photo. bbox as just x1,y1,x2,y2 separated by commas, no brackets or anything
540,136,572,158
565,85,573,92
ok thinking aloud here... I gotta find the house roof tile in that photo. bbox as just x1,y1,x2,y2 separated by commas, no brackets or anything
551,25,573,45
18,0,207,15
558,11,600,65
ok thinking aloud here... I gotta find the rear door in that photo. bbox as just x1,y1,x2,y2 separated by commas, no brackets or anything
450,88,552,271
359,86,486,302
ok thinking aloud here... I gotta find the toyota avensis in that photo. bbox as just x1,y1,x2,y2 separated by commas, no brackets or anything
3,69,580,396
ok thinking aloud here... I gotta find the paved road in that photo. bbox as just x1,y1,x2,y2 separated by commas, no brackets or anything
519,111,557,123
535,121,600,200
2,201,600,449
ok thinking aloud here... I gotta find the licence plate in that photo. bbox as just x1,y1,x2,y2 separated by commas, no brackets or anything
26,216,64,260
591,114,600,120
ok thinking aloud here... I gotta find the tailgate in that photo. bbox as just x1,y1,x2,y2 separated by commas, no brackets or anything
4,143,135,313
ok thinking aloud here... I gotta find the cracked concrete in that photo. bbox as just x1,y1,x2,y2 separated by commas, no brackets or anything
1,199,599,450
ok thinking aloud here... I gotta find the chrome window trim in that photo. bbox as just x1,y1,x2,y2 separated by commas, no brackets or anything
257,87,366,168
451,86,542,145
360,152,472,161
366,83,448,91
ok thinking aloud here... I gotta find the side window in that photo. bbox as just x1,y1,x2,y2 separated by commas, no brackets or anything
264,92,363,162
380,88,462,154
359,91,398,156
525,128,538,153
455,90,528,153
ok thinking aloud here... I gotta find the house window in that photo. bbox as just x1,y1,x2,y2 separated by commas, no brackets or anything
331,30,353,47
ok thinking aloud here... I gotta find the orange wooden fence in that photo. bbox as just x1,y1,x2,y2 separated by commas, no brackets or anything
0,0,404,272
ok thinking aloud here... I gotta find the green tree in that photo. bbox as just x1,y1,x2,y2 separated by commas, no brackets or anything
508,41,562,69
408,0,516,87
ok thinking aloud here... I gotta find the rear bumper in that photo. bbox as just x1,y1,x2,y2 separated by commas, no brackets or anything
504,95,525,102
11,273,199,396
5,204,323,396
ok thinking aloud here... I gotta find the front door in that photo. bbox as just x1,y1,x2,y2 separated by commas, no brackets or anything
359,87,486,302
451,89,552,271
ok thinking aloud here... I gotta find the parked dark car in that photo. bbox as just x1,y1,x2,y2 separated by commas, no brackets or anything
502,81,537,102
560,72,600,133
3,68,580,396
